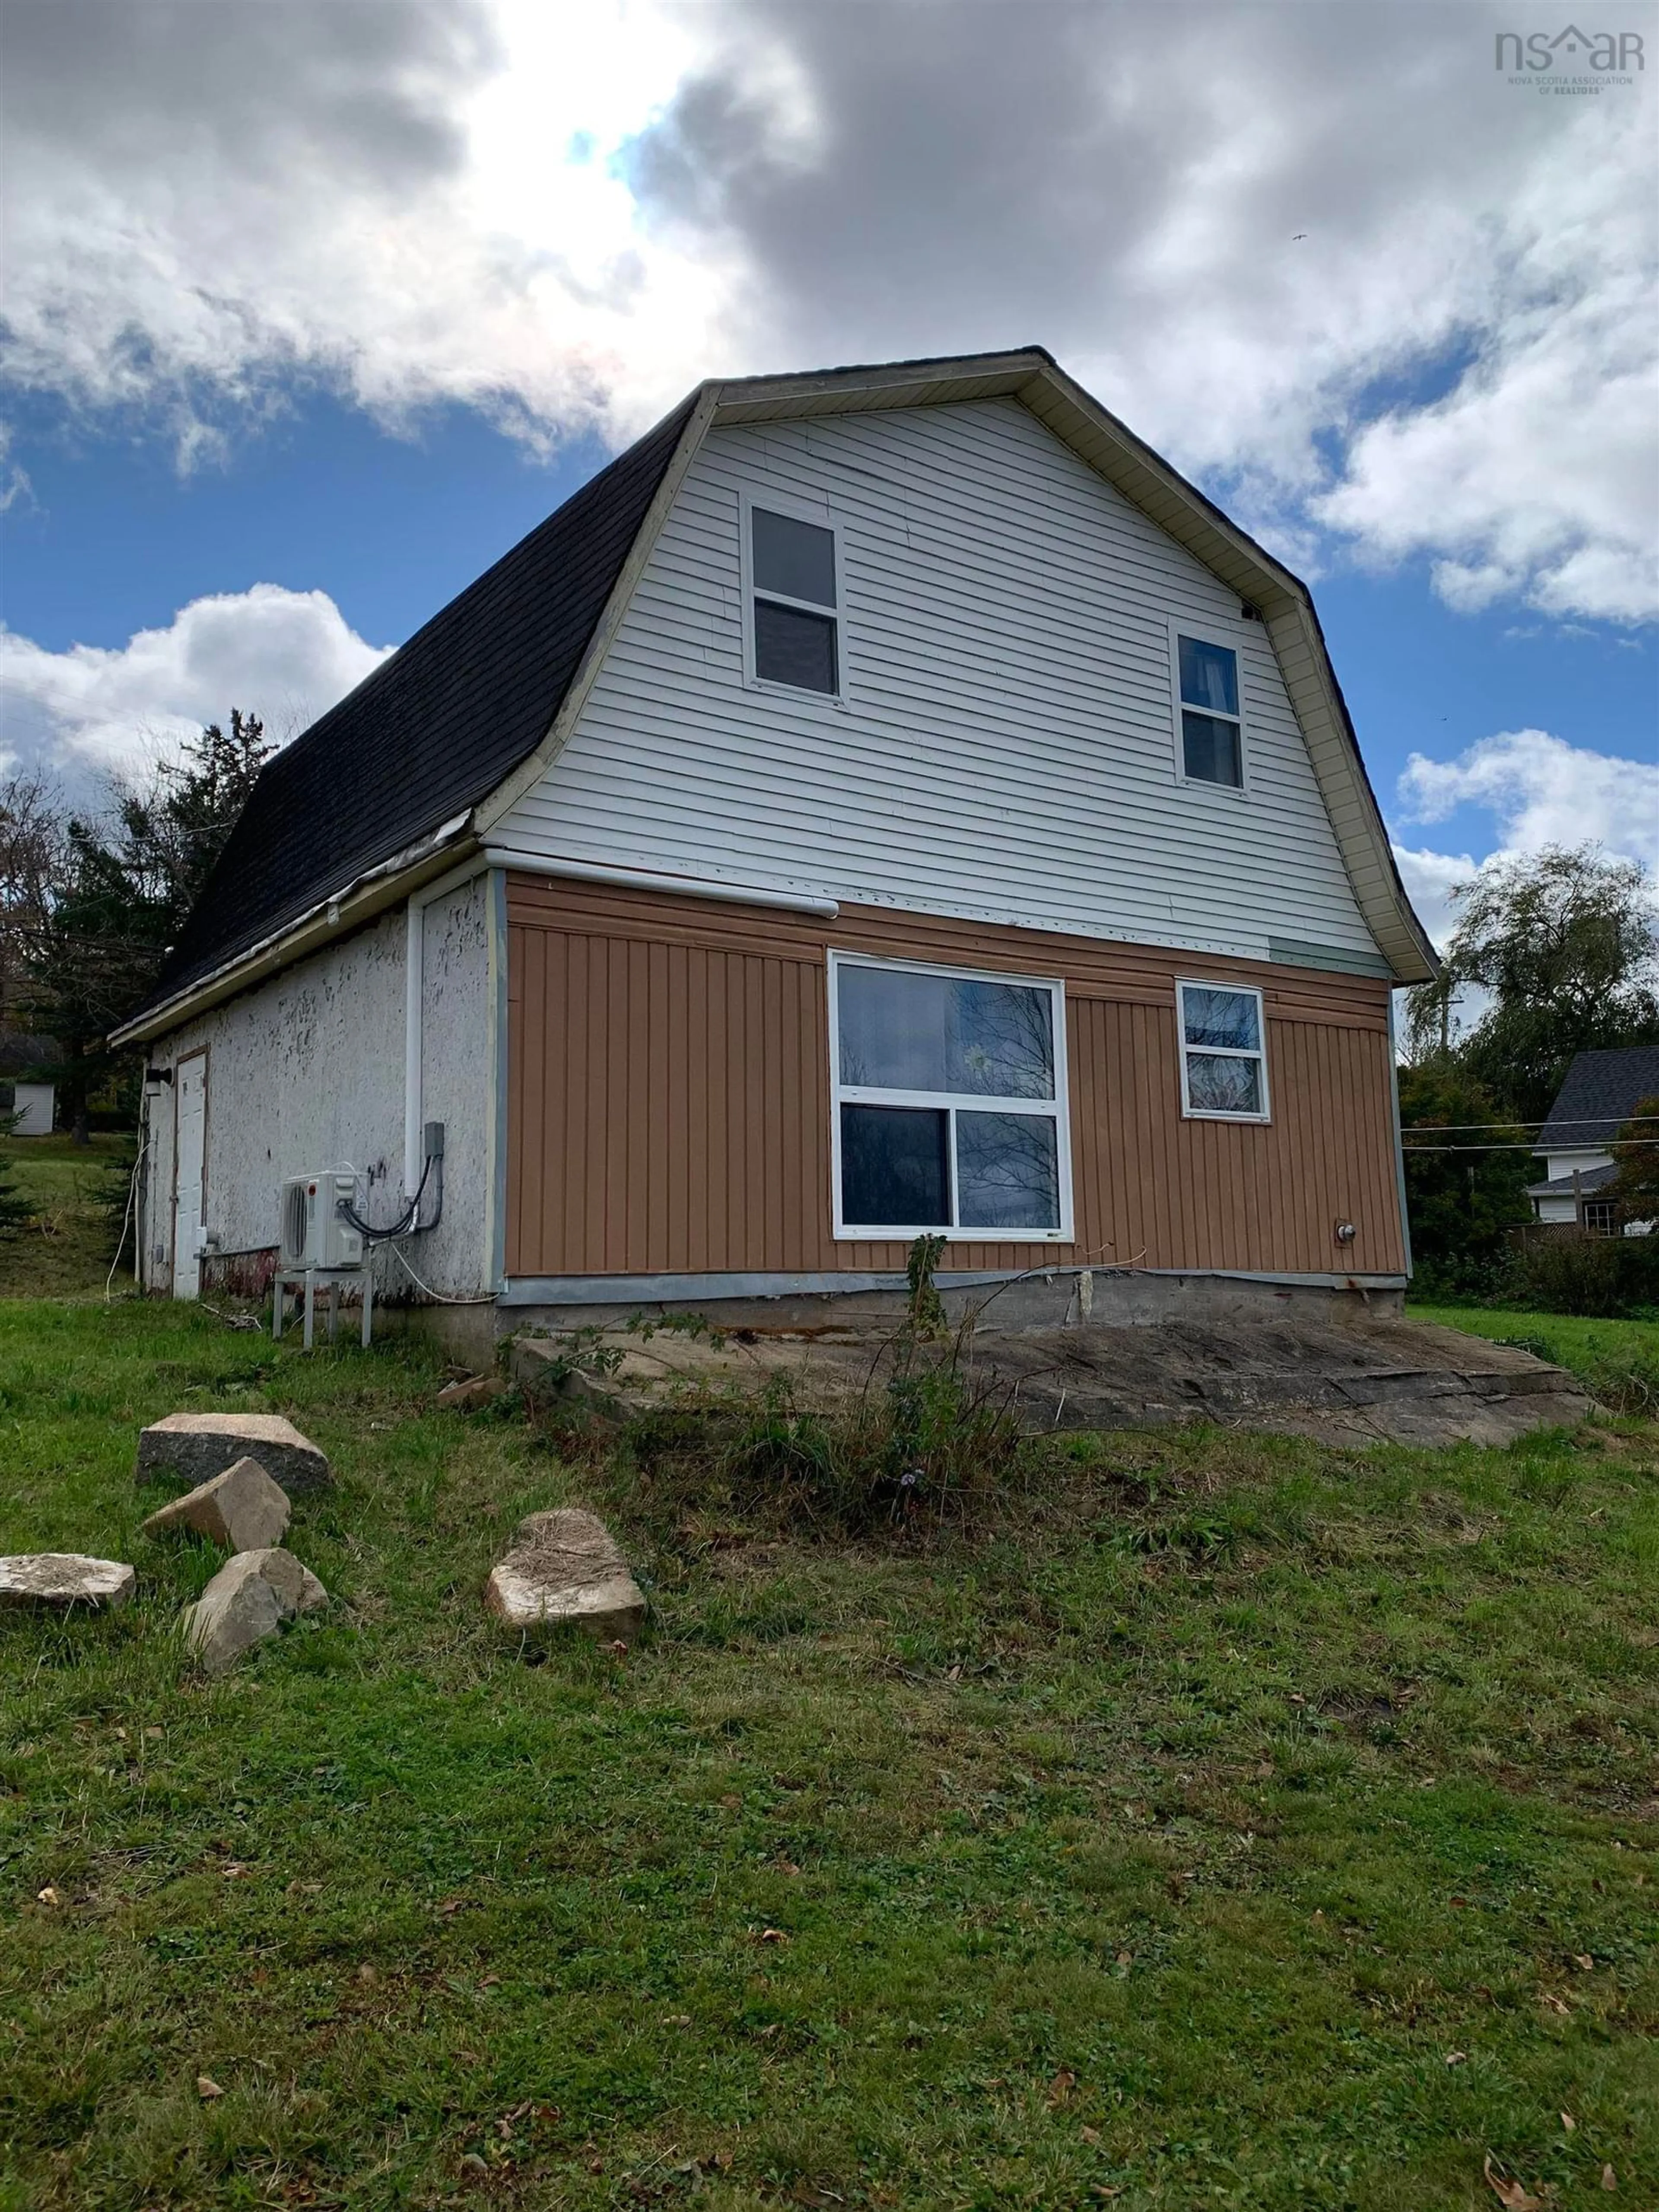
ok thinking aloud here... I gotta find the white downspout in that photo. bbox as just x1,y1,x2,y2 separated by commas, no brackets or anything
404,854,492,1217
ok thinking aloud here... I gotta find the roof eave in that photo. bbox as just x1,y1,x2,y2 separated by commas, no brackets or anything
109,814,480,1048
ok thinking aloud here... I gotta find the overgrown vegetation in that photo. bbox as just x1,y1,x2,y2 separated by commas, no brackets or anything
2,1295,1656,2209
1411,1302,1659,1419
0,1132,135,1296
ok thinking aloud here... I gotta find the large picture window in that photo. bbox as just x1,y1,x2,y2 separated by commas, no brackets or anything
829,954,1071,1239
1177,980,1270,1121
743,493,842,697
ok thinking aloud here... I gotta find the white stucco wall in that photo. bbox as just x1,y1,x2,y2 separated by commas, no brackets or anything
139,877,494,1301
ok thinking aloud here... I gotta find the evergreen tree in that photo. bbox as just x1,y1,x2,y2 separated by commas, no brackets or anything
19,712,273,1142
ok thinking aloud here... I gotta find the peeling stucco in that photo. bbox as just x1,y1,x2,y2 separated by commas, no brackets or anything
140,878,493,1302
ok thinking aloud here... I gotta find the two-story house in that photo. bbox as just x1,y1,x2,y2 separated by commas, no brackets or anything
110,349,1437,1341
1526,1046,1659,1231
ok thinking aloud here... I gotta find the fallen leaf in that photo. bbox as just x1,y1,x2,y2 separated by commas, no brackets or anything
197,2075,224,2101
776,1859,802,1876
1483,2154,1543,2211
221,1862,250,1880
145,1727,162,1740
1115,1949,1133,1969
1575,1954,1594,1970
603,1639,629,1656
758,1927,788,1944
1541,1992,1571,2015
480,1974,501,1989
1561,2113,1576,2132
1081,2124,1101,2144
35,1886,60,1907
721,1794,742,1811
1046,2069,1077,2109
1445,2051,1467,2066
357,1965,378,1984
1602,2168,1617,2193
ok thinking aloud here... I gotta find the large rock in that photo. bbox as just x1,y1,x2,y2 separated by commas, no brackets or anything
138,1412,330,1495
141,1455,291,1552
484,1508,646,1641
0,1554,136,1608
181,1547,328,1675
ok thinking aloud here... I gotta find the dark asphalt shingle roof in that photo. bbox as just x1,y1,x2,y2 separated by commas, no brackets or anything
1524,1162,1618,1199
140,395,696,1014
1535,1046,1659,1151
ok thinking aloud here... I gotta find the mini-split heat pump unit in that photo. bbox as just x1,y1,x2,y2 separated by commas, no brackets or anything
278,1173,365,1271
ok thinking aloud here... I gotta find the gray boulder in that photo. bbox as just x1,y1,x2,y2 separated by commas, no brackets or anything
141,1455,291,1552
0,1553,136,1608
181,1547,328,1675
138,1412,330,1494
484,1507,646,1641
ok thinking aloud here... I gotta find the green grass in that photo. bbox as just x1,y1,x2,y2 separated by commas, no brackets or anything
0,1134,133,1299
2,1298,1656,2210
1410,1305,1659,1418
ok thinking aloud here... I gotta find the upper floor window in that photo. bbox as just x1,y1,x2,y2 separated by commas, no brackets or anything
830,953,1071,1240
744,495,841,697
1174,631,1244,788
1177,980,1270,1120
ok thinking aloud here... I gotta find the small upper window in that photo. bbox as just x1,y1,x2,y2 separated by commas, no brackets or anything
1177,980,1269,1120
1176,633,1243,788
749,503,839,695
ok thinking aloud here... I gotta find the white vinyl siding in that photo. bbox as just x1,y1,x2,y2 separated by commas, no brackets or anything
496,397,1383,964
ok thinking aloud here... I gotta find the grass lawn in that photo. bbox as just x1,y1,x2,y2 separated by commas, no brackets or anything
0,1135,133,1300
1409,1305,1659,1419
1,1297,1656,2211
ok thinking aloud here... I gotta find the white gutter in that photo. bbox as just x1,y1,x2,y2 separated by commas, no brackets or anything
110,812,476,1049
481,847,841,919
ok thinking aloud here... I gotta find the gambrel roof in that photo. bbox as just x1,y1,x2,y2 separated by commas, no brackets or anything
116,348,1436,1044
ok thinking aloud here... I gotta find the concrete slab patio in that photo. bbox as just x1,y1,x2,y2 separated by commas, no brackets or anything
513,1309,1592,1448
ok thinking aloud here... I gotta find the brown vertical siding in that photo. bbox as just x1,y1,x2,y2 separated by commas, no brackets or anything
505,875,1407,1281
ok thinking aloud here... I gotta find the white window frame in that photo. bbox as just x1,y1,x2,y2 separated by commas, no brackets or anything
1176,978,1271,1124
827,950,1074,1243
1167,616,1250,796
739,484,848,706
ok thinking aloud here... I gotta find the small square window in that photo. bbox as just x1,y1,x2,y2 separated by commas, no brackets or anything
1174,631,1245,788
747,499,841,697
1177,981,1269,1121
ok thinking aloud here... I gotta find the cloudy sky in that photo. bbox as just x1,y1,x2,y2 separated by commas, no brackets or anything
1,0,1654,942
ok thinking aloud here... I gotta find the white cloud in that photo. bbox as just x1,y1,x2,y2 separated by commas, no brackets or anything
1391,843,1482,950
1,2,1654,621
1398,728,1659,872
0,586,391,773
1316,110,1659,624
1390,727,1659,946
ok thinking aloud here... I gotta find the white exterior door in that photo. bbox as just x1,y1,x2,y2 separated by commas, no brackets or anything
172,1053,208,1299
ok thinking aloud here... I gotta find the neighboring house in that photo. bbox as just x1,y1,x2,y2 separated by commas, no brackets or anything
110,347,1437,1333
1526,1045,1659,1233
